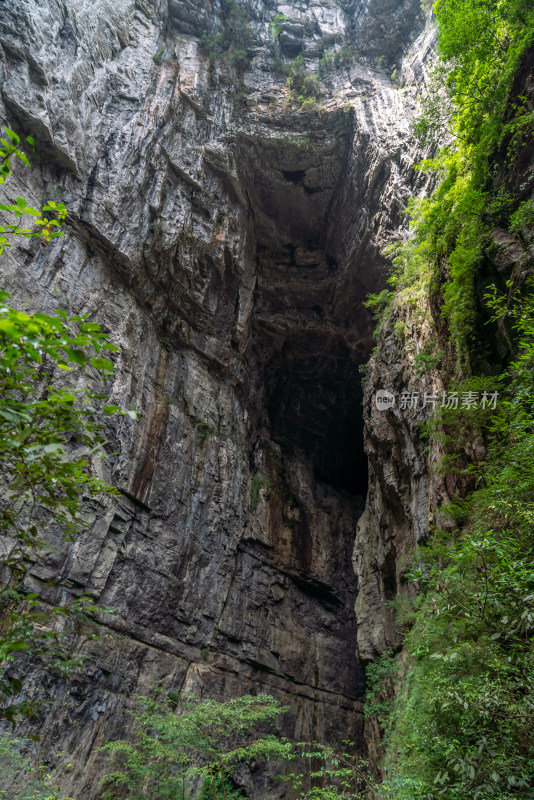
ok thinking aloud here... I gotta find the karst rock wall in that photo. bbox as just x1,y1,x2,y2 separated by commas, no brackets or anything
0,1,434,796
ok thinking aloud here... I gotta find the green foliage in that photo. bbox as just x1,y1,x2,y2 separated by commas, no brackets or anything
0,733,74,799
510,198,534,236
386,592,420,632
406,150,491,369
286,55,323,109
380,539,534,796
364,239,432,336
199,2,255,70
406,0,534,370
235,83,251,104
417,0,534,148
435,0,533,144
283,742,371,800
272,58,291,77
393,321,406,339
299,98,322,113
199,32,218,63
417,373,499,483
100,692,292,800
0,731,30,784
195,420,214,442
374,285,534,798
364,650,399,723
365,5,534,794
153,46,165,64
318,51,335,73
0,127,67,254
0,296,126,722
198,777,245,800
413,339,445,376
363,289,395,330
358,362,371,389
0,127,32,183
0,134,131,723
269,12,289,39
15,789,69,800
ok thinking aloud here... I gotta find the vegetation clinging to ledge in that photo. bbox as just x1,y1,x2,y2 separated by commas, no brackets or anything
365,0,534,796
286,54,324,110
199,0,255,70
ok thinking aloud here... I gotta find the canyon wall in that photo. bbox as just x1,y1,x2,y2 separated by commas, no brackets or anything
0,1,434,796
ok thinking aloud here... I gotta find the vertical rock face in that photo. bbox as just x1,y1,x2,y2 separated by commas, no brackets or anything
353,307,445,665
0,1,434,796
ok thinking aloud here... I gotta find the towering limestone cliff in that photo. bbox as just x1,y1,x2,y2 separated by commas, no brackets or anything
0,1,436,796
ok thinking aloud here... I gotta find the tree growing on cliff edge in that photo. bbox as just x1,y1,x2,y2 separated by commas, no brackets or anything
101,692,292,800
0,127,128,724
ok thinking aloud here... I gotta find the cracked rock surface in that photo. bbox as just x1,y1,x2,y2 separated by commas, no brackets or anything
0,0,434,796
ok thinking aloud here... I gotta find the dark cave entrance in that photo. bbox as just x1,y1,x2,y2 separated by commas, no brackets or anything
237,117,381,499
263,329,368,496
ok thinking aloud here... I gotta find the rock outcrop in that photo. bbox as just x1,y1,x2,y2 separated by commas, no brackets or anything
0,1,434,796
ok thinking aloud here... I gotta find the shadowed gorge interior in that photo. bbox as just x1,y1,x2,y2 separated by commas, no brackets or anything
265,335,367,495
240,121,376,496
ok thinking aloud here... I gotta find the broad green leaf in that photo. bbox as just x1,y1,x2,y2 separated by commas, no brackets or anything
67,348,87,365
103,405,121,414
90,357,114,371
80,322,101,332
3,127,20,145
15,151,30,168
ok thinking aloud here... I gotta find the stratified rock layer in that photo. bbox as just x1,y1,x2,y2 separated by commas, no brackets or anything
0,1,433,796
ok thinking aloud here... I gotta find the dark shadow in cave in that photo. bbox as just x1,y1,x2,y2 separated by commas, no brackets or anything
264,332,368,496
237,114,381,498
